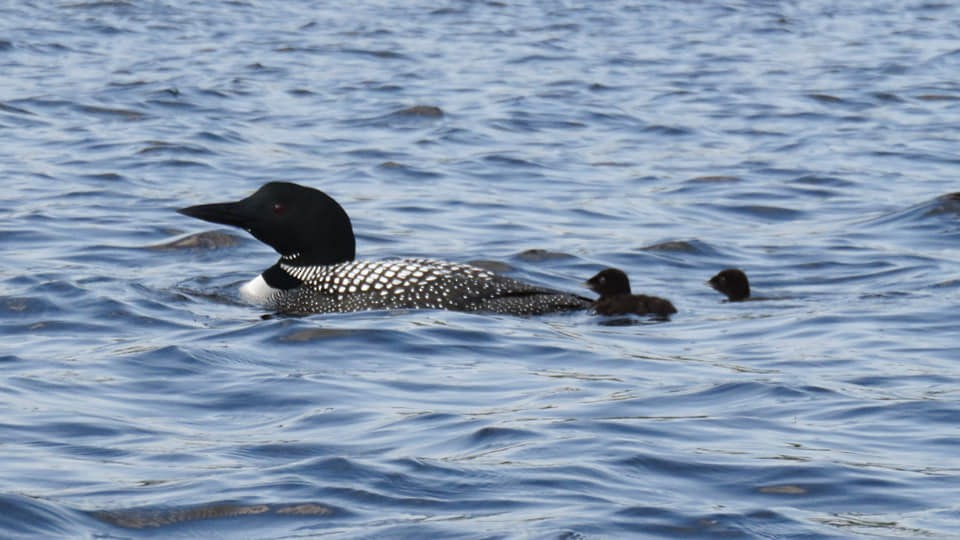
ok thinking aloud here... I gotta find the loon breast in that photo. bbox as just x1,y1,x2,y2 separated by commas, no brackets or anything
247,259,591,315
239,275,279,305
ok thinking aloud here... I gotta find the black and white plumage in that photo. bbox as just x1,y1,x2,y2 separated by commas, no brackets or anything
179,182,592,315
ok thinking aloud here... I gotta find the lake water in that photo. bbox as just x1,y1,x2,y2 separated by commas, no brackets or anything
1,1,958,538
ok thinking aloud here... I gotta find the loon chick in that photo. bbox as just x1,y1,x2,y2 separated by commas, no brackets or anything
585,268,677,317
708,268,750,301
178,182,592,315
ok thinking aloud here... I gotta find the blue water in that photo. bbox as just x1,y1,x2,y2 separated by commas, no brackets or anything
2,1,959,537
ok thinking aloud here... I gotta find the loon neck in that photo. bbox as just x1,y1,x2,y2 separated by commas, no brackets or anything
278,249,352,268
262,263,302,290
264,251,353,290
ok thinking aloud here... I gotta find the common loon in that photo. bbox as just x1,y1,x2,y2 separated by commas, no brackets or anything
585,268,677,317
708,268,750,301
178,182,593,315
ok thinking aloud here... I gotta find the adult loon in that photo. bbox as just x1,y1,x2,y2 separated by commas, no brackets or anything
708,268,750,301
585,268,677,317
178,182,593,315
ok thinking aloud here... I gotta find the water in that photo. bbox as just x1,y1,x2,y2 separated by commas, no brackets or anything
1,1,958,537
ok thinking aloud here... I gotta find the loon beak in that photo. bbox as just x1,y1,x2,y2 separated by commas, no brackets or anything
178,201,251,229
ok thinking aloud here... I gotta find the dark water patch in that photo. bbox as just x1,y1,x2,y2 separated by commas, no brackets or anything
0,105,49,127
280,456,388,487
612,506,826,538
105,79,151,90
14,417,139,441
393,105,444,118
133,158,216,169
191,129,249,144
479,153,545,169
847,373,956,390
807,93,872,110
931,277,960,289
419,323,513,346
739,465,933,514
172,281,249,310
76,172,125,182
807,257,934,287
605,382,805,417
915,93,960,101
342,147,406,162
137,141,215,156
339,47,408,60
193,384,316,413
640,239,717,255
0,494,88,538
233,442,358,465
330,79,407,93
287,87,316,96
507,54,568,65
642,124,695,136
467,426,537,446
63,1,135,9
808,400,960,428
150,88,182,99
514,248,575,262
584,109,646,130
72,104,145,121
686,175,741,183
869,149,960,166
434,126,496,146
871,91,905,103
92,501,339,530
595,315,673,327
244,62,286,76
0,295,62,320
0,227,55,245
195,87,231,99
276,326,409,345
787,174,858,190
468,259,515,273
816,514,937,539
121,345,220,378
377,161,443,179
704,204,808,222
24,279,88,304
399,412,462,427
857,192,960,234
343,107,445,129
0,102,35,115
490,112,587,132
149,231,242,251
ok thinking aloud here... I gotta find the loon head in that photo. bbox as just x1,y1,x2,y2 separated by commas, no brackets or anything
708,268,750,301
178,182,356,265
586,268,632,297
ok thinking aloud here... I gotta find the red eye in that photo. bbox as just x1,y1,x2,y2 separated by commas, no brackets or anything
272,202,285,215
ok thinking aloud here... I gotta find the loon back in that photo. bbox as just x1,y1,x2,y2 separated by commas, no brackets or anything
178,182,592,316
248,259,591,315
